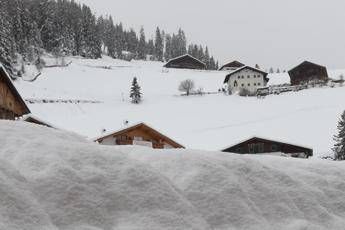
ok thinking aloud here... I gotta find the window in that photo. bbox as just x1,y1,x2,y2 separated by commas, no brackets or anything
249,143,264,153
258,83,261,86
248,144,255,153
241,76,244,79
248,83,250,86
134,136,143,141
241,83,245,87
254,75,256,78
258,143,264,153
234,80,238,87
247,75,250,78
254,83,257,86
271,144,278,152
238,76,241,79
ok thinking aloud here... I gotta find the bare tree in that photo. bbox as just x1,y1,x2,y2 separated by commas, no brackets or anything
178,79,195,96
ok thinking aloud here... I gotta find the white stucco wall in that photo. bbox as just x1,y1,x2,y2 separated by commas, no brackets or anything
227,69,267,94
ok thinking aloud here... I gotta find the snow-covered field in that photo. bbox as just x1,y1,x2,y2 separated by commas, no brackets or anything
14,56,345,156
1,121,345,230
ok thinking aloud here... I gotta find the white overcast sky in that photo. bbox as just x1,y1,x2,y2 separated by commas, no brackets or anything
77,0,345,69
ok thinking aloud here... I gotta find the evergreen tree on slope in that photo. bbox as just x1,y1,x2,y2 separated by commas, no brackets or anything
130,77,142,104
333,111,345,160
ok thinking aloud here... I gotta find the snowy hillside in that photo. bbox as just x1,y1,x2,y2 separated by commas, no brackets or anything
2,121,345,230
14,56,345,156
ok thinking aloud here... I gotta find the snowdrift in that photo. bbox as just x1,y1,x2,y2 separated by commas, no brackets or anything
1,121,345,230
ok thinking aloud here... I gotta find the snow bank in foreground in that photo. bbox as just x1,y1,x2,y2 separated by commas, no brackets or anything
1,121,345,230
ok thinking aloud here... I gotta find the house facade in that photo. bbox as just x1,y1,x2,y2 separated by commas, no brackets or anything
224,66,269,95
288,61,329,85
95,123,185,149
164,54,206,70
219,61,245,71
222,137,313,158
0,66,30,120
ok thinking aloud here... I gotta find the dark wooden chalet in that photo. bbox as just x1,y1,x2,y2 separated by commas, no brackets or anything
222,137,313,158
95,123,185,149
0,66,30,120
164,54,206,70
288,61,329,85
219,61,245,71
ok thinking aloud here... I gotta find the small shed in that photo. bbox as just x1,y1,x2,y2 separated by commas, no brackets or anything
95,123,185,149
0,66,30,120
222,136,313,158
219,61,245,71
288,61,329,85
164,54,206,70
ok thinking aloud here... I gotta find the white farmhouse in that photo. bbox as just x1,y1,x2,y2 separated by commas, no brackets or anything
223,66,269,95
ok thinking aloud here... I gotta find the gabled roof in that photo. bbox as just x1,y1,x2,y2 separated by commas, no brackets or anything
0,66,30,115
21,114,56,128
94,122,185,148
288,61,327,74
164,54,206,67
223,66,269,84
219,60,245,70
221,136,313,154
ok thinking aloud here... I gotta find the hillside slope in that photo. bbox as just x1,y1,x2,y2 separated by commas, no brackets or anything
1,121,345,229
14,56,345,156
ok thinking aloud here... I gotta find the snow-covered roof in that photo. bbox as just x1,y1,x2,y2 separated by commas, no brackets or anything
93,122,185,148
223,66,269,84
221,136,313,152
219,60,245,71
21,114,57,129
164,54,206,67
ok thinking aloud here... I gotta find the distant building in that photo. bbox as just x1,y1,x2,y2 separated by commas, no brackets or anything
223,66,269,95
288,61,329,85
95,122,185,149
164,54,206,70
219,61,245,71
0,66,30,120
222,137,313,158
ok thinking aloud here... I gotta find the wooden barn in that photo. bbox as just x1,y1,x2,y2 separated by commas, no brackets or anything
0,66,30,120
164,54,206,70
219,60,245,71
95,123,185,149
222,137,313,158
288,61,329,85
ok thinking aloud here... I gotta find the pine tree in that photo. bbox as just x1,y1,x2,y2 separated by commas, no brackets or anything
0,2,15,75
164,34,172,61
130,77,142,104
255,64,260,69
138,27,146,60
154,27,164,61
333,111,345,160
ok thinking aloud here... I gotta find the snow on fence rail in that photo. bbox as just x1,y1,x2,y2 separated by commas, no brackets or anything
25,98,102,104
257,80,344,98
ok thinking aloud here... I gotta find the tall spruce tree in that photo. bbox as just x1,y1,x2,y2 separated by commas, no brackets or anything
130,77,142,104
138,27,146,60
333,111,345,160
154,27,164,61
0,2,15,75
